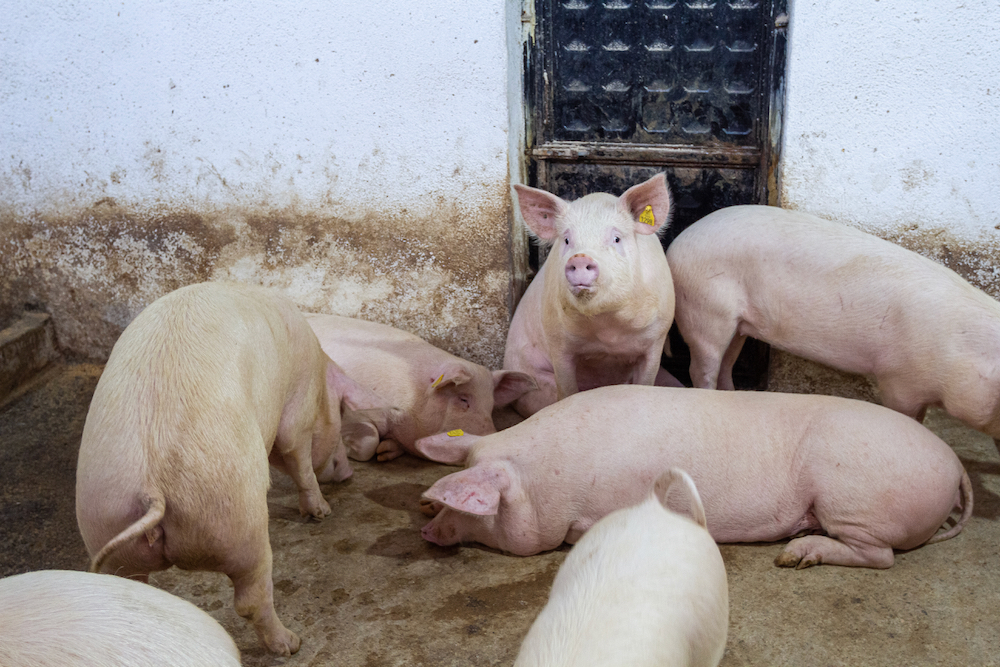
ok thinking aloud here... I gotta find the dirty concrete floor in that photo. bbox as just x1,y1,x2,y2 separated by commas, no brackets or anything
2,362,999,666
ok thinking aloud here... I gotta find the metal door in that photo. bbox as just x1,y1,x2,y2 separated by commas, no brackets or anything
523,0,788,388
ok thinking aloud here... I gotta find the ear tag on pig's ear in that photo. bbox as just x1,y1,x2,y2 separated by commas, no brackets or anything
447,429,465,437
432,374,444,388
640,205,655,227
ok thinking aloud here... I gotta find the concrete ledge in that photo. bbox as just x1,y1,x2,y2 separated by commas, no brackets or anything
0,312,59,405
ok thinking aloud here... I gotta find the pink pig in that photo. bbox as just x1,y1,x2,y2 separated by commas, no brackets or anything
417,385,971,569
306,314,536,461
504,175,680,418
76,281,355,656
667,204,1000,444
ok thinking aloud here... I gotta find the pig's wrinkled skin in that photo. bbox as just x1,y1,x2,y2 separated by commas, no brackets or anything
306,313,536,461
76,281,354,656
418,385,971,568
514,469,728,667
504,174,680,418
0,570,241,667
668,204,1000,443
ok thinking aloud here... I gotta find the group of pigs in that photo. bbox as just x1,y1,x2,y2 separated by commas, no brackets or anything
2,172,996,666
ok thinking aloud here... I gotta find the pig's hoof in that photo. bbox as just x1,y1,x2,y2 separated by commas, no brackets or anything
266,628,301,656
419,498,443,517
774,550,802,568
300,495,332,520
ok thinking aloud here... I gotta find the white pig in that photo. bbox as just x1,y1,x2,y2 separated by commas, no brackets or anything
514,469,728,667
417,385,971,568
667,204,1000,443
504,174,679,417
0,570,241,667
306,313,536,461
76,281,354,656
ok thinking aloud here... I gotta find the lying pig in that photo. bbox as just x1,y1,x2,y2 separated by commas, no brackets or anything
0,570,241,667
306,313,536,461
504,174,680,418
667,204,1000,442
514,469,728,667
417,385,971,568
76,281,353,656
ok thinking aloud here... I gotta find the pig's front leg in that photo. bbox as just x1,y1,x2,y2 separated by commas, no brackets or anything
630,347,664,387
552,351,581,401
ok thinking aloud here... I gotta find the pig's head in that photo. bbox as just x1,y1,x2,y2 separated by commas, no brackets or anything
314,361,354,482
420,461,511,552
513,174,672,315
415,362,536,441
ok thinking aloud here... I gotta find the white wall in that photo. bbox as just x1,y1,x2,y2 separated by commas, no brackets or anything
1,1,522,366
781,1,1000,258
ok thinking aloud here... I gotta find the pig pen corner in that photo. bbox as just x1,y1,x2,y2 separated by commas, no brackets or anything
3,361,1000,666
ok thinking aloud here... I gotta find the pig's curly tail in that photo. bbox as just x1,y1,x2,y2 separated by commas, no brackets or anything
89,493,166,573
926,468,973,545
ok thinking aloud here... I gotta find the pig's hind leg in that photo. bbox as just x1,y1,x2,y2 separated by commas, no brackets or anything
774,533,894,570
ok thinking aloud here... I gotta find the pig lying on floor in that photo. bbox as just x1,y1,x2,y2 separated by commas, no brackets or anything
514,469,728,667
667,204,1000,445
417,385,971,569
0,570,242,667
76,281,356,656
504,174,681,418
307,313,535,461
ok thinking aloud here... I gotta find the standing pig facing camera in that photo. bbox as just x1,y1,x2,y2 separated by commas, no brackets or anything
76,281,354,656
306,313,536,461
514,469,728,667
0,570,242,667
504,174,680,418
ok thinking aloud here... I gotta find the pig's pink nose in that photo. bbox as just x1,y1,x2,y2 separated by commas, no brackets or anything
565,254,599,289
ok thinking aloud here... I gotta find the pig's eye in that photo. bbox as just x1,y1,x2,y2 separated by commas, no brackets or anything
614,235,621,243
457,396,471,410
564,238,569,245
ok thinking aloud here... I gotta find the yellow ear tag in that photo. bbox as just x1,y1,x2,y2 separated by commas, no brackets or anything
447,429,465,437
431,374,444,388
639,205,655,226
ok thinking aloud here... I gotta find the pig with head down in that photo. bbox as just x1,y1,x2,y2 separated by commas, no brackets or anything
76,281,357,656
667,204,1000,446
514,468,728,667
504,174,680,418
306,313,536,461
417,385,971,569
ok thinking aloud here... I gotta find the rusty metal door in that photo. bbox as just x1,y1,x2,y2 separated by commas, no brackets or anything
523,0,788,388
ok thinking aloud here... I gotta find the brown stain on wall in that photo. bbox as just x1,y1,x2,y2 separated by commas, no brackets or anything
0,186,514,368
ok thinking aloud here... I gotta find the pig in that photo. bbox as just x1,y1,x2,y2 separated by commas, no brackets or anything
514,469,728,667
417,385,971,568
0,569,241,667
76,281,354,656
306,313,536,461
504,174,680,418
667,204,1000,444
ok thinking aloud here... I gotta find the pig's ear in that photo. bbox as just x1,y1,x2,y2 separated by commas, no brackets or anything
512,184,568,242
429,365,473,393
653,468,707,529
620,173,672,237
414,431,482,464
491,370,538,407
422,463,510,516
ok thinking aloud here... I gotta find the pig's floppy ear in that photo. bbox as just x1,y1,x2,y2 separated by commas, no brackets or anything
491,370,538,407
414,431,482,465
512,184,568,242
422,463,510,516
653,468,707,529
620,173,672,237
429,365,473,394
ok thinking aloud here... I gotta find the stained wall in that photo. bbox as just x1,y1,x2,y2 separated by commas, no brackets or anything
1,2,522,367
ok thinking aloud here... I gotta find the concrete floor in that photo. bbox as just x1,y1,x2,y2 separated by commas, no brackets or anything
2,362,999,666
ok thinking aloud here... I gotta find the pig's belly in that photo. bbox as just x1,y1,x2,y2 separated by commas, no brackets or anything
575,355,642,391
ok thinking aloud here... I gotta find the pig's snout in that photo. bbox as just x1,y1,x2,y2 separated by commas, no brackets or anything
565,254,599,292
421,518,455,546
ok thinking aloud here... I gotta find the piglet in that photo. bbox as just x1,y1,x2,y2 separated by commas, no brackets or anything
0,570,241,667
504,175,680,418
667,204,1000,443
76,281,353,656
514,469,728,667
417,385,971,568
306,313,536,461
